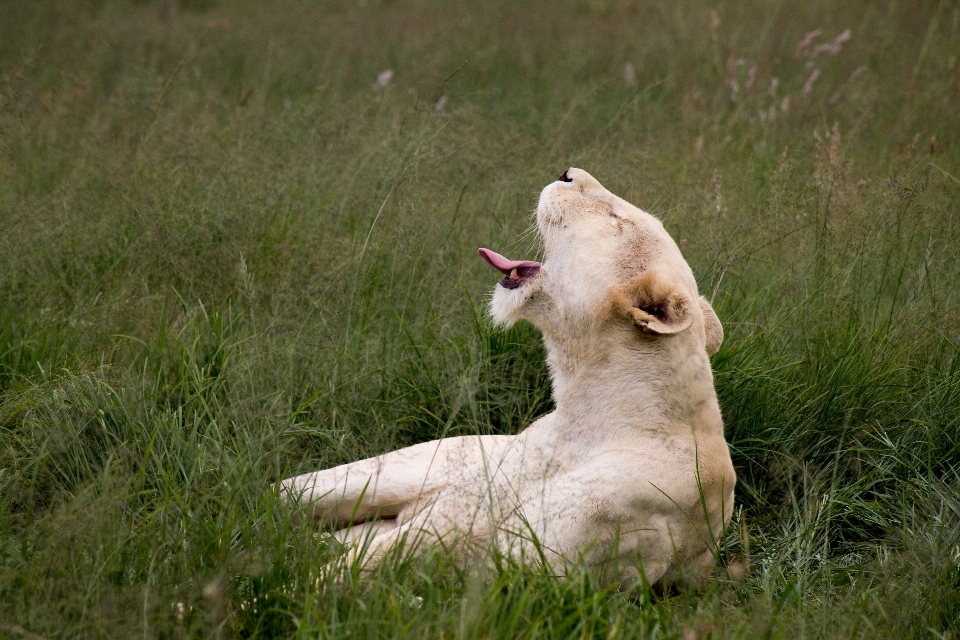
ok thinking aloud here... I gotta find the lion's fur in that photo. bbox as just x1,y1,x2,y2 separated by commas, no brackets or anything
282,169,735,587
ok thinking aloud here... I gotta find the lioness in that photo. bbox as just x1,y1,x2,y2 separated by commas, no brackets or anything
282,168,735,587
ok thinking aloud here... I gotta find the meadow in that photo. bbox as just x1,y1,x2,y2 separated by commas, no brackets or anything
1,0,959,637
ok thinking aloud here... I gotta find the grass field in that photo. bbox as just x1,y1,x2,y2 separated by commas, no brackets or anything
1,0,959,637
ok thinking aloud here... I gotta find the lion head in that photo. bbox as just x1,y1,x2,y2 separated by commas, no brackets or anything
480,168,722,358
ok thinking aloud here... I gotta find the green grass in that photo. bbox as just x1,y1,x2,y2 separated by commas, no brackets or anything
1,0,959,637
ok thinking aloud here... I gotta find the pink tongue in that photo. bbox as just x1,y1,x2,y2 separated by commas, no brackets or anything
477,248,541,276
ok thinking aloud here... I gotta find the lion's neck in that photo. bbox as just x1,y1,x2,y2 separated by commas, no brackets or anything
540,331,721,440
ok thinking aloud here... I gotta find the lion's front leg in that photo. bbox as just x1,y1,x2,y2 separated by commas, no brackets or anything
345,488,500,571
281,434,514,529
333,518,399,544
345,514,440,570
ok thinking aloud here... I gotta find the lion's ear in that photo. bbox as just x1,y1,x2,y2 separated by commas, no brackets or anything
614,270,695,336
699,297,723,355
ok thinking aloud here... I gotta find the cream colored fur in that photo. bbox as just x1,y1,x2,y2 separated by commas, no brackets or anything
281,169,735,586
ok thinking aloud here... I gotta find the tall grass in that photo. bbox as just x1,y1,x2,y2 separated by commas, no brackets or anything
1,0,958,637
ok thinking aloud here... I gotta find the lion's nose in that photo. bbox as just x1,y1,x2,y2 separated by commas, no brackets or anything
558,168,573,182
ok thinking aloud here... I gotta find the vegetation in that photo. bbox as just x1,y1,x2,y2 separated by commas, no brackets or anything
1,0,958,637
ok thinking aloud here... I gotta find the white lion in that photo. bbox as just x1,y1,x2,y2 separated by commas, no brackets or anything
282,168,735,587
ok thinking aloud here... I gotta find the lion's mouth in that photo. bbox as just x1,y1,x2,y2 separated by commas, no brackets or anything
478,248,542,290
